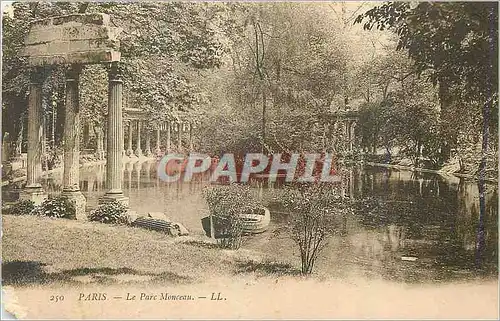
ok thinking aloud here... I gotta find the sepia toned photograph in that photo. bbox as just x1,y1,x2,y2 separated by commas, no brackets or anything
1,1,498,319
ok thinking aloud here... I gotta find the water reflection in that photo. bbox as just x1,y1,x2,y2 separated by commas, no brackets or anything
3,160,497,282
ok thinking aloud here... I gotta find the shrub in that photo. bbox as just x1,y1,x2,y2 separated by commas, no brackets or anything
89,200,128,224
280,183,351,275
31,196,76,218
3,200,35,216
204,184,260,250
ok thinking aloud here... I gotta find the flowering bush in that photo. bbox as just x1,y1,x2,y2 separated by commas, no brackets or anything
89,200,128,224
31,196,76,218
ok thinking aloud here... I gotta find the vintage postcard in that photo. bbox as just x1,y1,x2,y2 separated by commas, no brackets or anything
1,1,498,319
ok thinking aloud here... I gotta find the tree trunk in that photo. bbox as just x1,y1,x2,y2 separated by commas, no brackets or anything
261,85,267,154
438,77,456,163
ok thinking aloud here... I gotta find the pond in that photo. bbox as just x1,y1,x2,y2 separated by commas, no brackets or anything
3,159,498,283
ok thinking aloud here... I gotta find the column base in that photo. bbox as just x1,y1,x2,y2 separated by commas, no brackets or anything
134,149,143,158
145,149,153,158
61,189,87,220
99,192,129,208
19,186,48,206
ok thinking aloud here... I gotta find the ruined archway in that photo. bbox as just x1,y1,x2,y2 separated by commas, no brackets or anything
20,13,128,218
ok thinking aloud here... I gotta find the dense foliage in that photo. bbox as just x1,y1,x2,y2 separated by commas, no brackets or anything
204,184,260,249
3,200,35,216
2,2,497,178
88,200,128,224
31,196,76,218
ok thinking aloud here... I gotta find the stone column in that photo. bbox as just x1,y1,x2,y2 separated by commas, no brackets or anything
20,68,48,205
145,129,152,157
350,121,356,153
100,62,128,206
155,128,161,155
83,122,90,150
126,120,134,157
135,120,143,157
177,121,182,151
103,125,107,157
189,122,193,151
95,125,104,160
61,64,86,219
166,121,171,152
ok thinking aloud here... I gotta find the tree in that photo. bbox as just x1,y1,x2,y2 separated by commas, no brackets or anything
356,2,498,168
2,2,241,154
280,183,350,275
356,2,498,268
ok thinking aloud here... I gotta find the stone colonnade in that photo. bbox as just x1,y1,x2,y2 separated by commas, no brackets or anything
123,119,195,157
20,62,129,214
19,13,127,219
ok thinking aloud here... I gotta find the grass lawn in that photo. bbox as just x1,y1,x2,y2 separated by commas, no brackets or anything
2,214,298,287
2,215,498,319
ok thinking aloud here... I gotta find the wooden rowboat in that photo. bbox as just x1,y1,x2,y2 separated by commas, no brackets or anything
201,207,271,238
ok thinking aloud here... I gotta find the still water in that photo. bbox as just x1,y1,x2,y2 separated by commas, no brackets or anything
4,159,498,282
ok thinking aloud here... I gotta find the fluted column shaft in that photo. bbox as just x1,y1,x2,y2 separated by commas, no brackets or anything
25,69,45,189
135,120,143,156
177,121,182,151
101,62,127,205
96,125,104,160
166,122,171,152
126,121,134,156
145,129,152,157
189,122,193,151
155,128,161,155
62,65,82,192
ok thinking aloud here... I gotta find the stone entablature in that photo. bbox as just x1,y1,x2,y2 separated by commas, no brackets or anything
22,13,121,66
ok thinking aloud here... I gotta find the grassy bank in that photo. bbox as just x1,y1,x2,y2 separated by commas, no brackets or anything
3,215,498,319
2,215,292,287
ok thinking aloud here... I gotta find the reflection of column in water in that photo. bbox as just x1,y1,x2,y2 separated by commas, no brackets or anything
418,177,423,196
145,160,152,181
370,173,374,191
88,175,95,192
387,224,405,251
135,162,141,197
176,179,181,199
127,163,132,193
155,167,160,192
97,164,103,192
258,181,263,200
